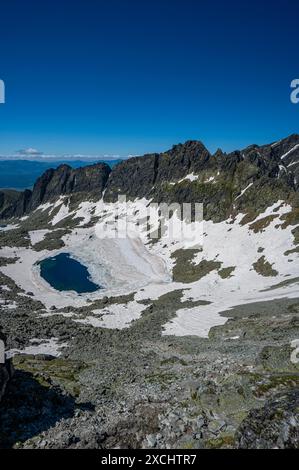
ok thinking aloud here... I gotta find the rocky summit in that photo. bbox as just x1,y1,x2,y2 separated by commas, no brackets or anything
0,135,298,449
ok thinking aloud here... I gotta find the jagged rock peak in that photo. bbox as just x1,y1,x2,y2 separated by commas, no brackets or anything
168,140,209,153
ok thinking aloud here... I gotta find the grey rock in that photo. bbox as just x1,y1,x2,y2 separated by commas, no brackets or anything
236,390,299,449
146,434,157,448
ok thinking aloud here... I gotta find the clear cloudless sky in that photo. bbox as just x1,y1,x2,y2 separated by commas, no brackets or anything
0,0,299,157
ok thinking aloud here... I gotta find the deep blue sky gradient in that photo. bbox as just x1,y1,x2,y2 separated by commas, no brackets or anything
0,0,298,156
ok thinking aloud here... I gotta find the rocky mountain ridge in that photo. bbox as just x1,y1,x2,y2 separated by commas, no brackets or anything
0,134,299,223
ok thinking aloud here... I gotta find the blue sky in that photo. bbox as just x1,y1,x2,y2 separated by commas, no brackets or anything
0,0,298,157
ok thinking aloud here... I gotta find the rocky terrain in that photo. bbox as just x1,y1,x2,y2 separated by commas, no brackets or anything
0,134,298,449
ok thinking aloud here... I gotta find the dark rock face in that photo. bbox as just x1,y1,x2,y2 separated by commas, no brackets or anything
0,163,111,219
104,140,212,202
28,163,111,211
103,154,159,201
104,135,299,216
0,329,13,402
3,190,32,220
0,189,31,219
0,134,299,220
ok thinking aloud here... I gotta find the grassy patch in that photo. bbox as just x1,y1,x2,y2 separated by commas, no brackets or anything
249,214,279,233
33,229,70,251
160,356,188,366
0,229,30,248
252,256,278,277
12,355,88,397
280,207,299,228
261,276,299,291
284,246,299,256
0,256,19,266
218,266,235,279
206,434,235,449
145,370,178,390
171,249,221,283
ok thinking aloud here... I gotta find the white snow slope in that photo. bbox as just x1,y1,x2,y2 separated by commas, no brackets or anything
1,198,298,337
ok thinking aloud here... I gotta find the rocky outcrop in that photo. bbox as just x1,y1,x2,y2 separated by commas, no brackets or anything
236,391,299,449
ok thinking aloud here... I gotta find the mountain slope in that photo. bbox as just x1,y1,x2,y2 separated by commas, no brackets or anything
0,134,298,330
0,135,298,449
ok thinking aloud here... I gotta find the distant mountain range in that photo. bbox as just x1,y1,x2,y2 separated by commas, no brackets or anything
0,159,122,190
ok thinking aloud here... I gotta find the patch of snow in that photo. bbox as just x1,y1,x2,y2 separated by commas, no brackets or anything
281,144,299,160
287,160,299,168
204,176,215,183
163,306,228,338
35,202,53,212
181,173,199,183
0,299,17,309
1,285,10,291
75,300,148,329
271,139,282,148
6,338,67,358
0,223,19,231
72,201,95,226
29,229,50,245
235,183,253,200
52,203,70,226
279,164,287,174
169,173,199,185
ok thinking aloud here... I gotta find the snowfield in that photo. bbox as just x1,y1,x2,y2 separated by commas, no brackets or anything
0,198,299,337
